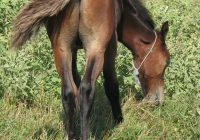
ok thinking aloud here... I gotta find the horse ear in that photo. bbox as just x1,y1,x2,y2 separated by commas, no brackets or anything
161,21,169,40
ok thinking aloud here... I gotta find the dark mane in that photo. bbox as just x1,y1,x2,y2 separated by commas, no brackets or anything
132,0,155,30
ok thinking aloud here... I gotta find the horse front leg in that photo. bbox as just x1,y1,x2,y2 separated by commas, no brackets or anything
103,33,123,124
72,48,81,88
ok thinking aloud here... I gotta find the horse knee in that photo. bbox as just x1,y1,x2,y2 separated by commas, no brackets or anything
104,79,119,94
104,78,118,88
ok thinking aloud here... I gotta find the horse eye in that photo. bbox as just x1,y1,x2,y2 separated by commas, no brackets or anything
140,39,151,45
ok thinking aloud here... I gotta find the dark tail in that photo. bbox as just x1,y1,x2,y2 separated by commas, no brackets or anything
11,0,71,48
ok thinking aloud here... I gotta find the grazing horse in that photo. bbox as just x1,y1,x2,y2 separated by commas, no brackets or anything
11,0,170,139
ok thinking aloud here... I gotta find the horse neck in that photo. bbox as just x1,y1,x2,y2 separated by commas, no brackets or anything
118,0,155,52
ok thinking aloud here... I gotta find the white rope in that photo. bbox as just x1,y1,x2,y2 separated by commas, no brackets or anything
132,31,157,86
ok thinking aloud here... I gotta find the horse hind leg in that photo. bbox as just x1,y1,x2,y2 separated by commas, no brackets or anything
52,41,78,140
79,46,106,140
46,0,80,139
78,0,116,139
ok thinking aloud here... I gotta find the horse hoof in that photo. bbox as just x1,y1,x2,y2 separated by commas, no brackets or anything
115,115,123,124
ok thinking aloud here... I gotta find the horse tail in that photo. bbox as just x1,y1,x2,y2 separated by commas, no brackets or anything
11,0,71,48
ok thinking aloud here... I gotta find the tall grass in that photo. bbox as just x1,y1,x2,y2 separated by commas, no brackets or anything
0,0,200,139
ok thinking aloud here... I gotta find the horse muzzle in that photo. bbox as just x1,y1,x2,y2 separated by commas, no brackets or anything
142,85,165,105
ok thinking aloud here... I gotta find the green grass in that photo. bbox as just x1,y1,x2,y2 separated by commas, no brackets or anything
0,0,200,139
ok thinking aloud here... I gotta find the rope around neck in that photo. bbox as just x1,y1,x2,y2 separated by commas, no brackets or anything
132,30,157,86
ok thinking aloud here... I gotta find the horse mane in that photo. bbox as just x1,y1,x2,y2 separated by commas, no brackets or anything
131,0,155,30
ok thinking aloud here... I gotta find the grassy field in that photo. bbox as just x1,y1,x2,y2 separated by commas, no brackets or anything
0,0,200,139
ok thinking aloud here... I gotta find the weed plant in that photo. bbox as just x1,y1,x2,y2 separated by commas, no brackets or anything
0,0,199,139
